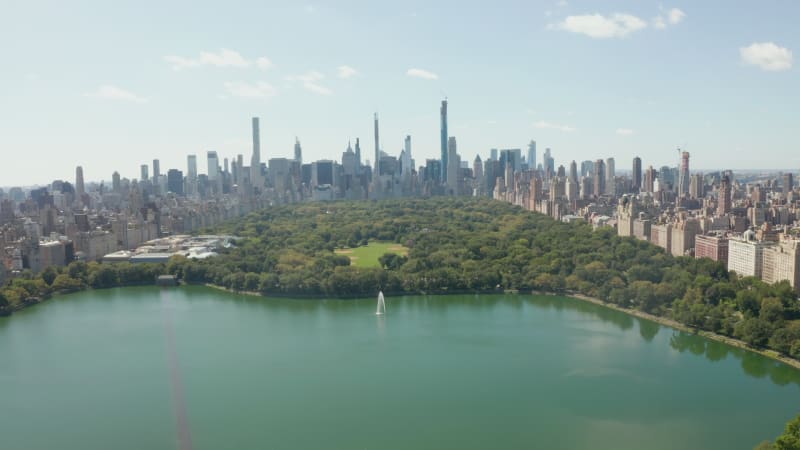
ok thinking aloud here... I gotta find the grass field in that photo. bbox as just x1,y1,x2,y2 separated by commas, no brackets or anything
334,242,409,268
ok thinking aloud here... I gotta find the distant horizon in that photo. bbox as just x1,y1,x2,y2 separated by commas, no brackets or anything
2,165,796,192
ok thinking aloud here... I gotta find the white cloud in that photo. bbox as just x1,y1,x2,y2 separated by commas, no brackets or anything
286,71,333,95
255,57,273,70
740,42,793,71
287,71,324,83
616,128,634,136
653,7,685,30
85,85,147,103
557,0,568,6
550,13,647,39
406,68,439,80
667,8,686,25
337,65,359,79
534,121,576,132
223,81,277,99
164,49,271,70
303,82,332,95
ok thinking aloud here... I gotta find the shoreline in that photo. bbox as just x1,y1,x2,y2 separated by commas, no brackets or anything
205,282,800,371
567,293,800,371
5,282,800,371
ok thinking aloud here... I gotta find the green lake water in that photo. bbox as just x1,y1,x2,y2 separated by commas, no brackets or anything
1,286,798,449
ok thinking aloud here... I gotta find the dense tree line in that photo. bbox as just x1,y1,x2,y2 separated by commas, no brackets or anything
3,197,800,362
0,261,164,315
756,414,800,449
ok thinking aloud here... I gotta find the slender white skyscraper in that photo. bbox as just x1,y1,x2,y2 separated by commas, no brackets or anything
294,137,302,164
75,166,85,198
373,113,380,176
251,117,261,186
186,154,198,195
447,136,460,192
440,100,448,183
402,135,412,176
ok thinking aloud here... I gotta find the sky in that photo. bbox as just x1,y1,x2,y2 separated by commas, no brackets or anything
1,0,797,187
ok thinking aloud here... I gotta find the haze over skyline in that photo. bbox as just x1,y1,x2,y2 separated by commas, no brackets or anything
1,0,797,186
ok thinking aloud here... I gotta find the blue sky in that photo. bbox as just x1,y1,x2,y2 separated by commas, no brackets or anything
1,0,797,187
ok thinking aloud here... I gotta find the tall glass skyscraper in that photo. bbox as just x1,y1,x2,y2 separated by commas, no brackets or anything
440,99,448,183
527,140,536,170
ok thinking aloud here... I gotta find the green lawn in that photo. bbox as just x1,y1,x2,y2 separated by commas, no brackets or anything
335,241,409,268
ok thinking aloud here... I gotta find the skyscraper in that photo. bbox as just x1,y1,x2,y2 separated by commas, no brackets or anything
354,138,362,169
543,148,555,179
152,159,160,181
112,171,121,193
473,155,483,182
784,173,794,196
140,164,149,182
593,159,606,197
186,154,197,195
447,136,460,193
580,160,594,177
294,137,302,164
440,99,448,183
187,155,197,179
718,175,732,216
207,151,219,181
690,173,704,199
402,135,412,177
251,117,261,186
167,169,184,195
527,140,536,171
632,157,642,193
678,151,690,195
569,160,578,184
373,113,380,176
75,166,85,198
605,157,615,196
644,165,656,193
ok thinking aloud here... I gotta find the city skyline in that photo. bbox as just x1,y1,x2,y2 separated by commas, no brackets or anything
2,0,798,186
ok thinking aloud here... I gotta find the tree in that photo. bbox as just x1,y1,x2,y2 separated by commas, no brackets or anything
51,274,83,293
760,297,785,323
734,317,773,348
87,265,119,289
41,266,58,286
759,414,800,450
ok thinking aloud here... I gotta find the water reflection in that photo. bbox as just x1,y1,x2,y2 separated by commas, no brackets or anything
183,287,800,387
670,331,800,386
638,320,660,342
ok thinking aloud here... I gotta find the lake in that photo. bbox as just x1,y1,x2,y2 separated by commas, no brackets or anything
1,286,797,450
